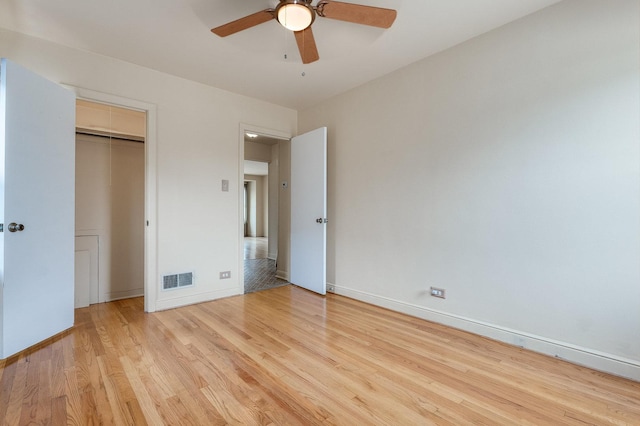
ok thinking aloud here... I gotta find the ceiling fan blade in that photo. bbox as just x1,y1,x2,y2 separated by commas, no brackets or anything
317,1,396,28
211,9,275,37
294,27,320,64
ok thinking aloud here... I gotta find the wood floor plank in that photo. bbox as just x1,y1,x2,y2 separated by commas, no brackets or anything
120,355,165,425
0,356,17,422
50,339,67,399
63,367,87,426
1,285,639,425
50,395,67,425
35,358,52,424
96,354,137,425
4,357,28,425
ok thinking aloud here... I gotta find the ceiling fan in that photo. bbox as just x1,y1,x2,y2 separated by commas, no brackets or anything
211,0,397,64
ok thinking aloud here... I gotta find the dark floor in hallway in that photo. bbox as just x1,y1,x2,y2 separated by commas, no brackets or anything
244,258,289,293
244,237,289,293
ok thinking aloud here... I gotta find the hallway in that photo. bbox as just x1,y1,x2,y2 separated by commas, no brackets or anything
244,237,288,293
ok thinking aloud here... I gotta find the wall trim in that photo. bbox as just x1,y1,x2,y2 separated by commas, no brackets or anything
66,85,159,313
275,269,289,281
330,283,640,382
105,289,144,303
155,288,240,312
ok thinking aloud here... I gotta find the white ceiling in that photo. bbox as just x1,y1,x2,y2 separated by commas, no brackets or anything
0,0,562,110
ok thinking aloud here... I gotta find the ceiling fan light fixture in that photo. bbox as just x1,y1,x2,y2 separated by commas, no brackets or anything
276,1,315,32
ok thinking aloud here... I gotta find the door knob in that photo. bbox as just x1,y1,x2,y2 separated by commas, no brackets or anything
8,223,24,232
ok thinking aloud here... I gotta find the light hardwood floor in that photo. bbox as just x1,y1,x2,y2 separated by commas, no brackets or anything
1,285,639,425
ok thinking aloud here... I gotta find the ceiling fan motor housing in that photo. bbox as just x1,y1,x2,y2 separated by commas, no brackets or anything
275,0,316,31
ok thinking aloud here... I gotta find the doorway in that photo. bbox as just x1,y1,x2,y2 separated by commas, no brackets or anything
74,100,146,307
67,87,158,312
240,125,290,293
69,88,158,312
244,160,284,292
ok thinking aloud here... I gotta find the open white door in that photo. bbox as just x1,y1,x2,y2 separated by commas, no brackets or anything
290,127,327,295
0,59,75,358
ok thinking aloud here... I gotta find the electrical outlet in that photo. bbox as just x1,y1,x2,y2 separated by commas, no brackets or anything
220,271,231,279
430,287,445,299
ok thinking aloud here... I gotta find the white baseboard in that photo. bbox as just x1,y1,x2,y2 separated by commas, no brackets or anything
329,283,640,382
103,288,144,303
275,269,289,281
154,287,240,311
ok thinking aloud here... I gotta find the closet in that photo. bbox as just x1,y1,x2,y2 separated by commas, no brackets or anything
74,100,146,307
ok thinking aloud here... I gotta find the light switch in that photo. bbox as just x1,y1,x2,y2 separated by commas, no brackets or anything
222,179,229,192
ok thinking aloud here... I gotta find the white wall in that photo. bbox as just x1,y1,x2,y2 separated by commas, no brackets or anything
0,28,297,310
244,174,267,237
299,0,640,380
245,141,272,162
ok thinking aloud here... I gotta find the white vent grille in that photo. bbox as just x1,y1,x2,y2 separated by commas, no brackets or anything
163,272,194,290
163,274,178,289
178,272,193,287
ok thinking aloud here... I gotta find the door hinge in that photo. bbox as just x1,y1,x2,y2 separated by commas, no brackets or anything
0,223,3,232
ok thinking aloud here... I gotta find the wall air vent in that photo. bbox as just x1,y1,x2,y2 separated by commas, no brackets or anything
162,272,194,290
